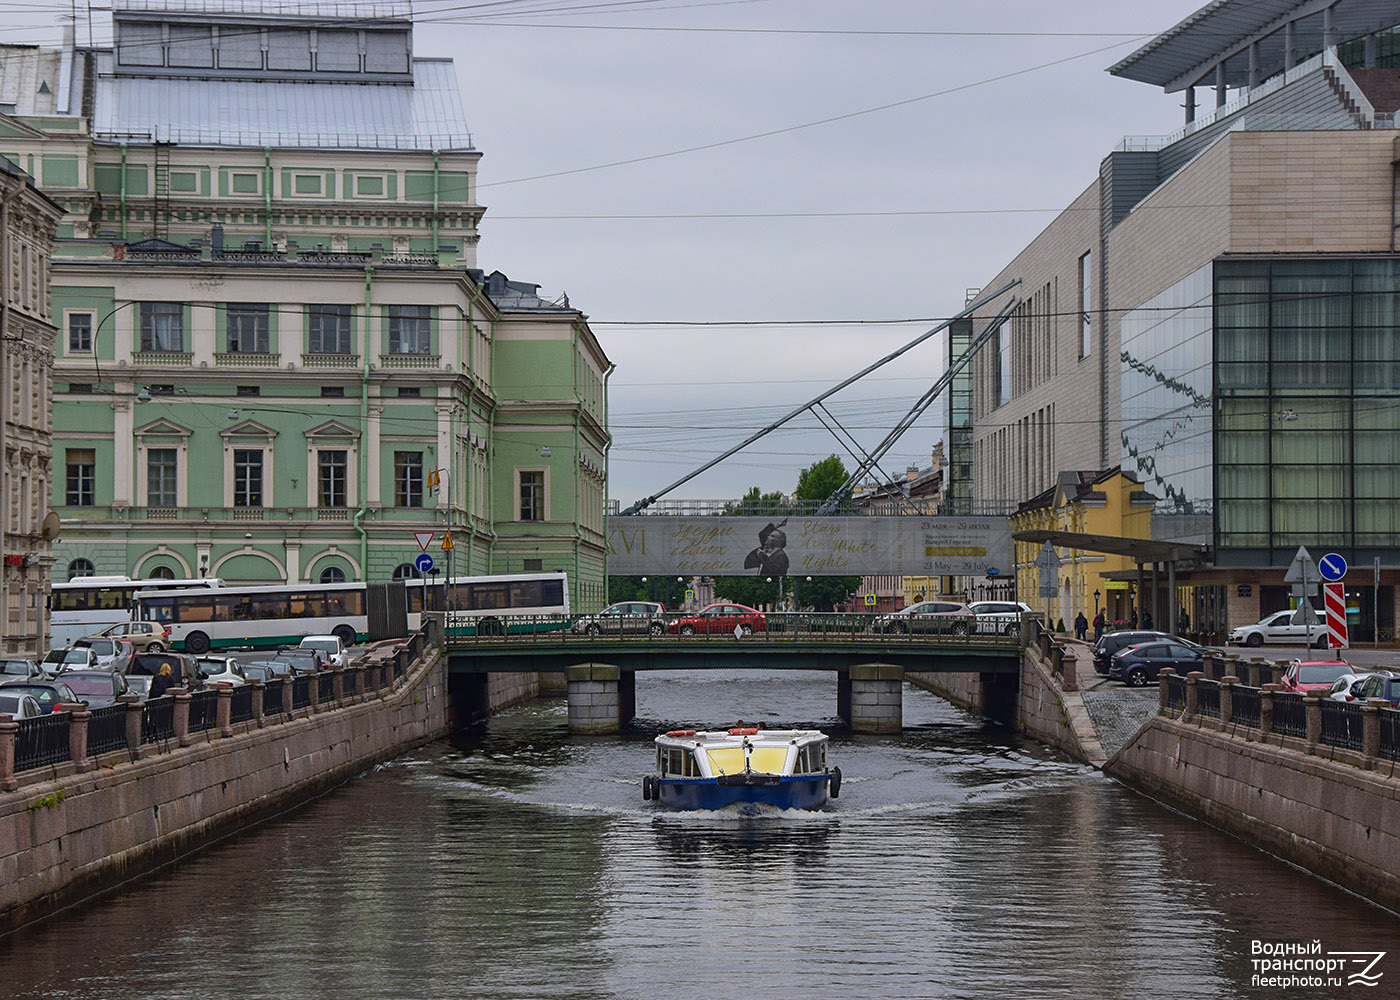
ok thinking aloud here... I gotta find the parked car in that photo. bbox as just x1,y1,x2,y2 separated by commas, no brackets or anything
1108,640,1205,687
73,637,135,674
967,600,1033,636
247,659,297,679
270,651,328,674
0,692,45,720
0,658,50,682
41,647,100,673
241,664,278,684
666,603,767,636
1280,659,1353,695
95,620,170,653
1228,609,1328,648
1354,672,1400,707
297,635,348,668
194,657,248,687
58,669,132,709
871,600,975,636
130,652,202,691
1093,631,1212,675
0,679,86,713
571,601,668,636
124,674,153,701
1327,672,1386,702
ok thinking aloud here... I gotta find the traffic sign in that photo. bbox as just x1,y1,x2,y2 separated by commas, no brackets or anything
1324,582,1349,649
1037,565,1058,598
1033,541,1062,569
1283,546,1319,584
685,589,694,601
414,531,434,552
863,594,876,607
414,553,435,574
441,531,454,552
1319,552,1347,582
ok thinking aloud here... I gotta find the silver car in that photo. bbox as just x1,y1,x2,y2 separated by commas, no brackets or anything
571,602,667,637
967,600,1033,636
872,601,976,636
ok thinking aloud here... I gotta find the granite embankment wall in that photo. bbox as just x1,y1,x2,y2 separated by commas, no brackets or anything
0,637,543,936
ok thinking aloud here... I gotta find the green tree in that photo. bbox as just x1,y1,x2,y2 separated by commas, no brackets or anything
794,454,849,507
606,576,649,603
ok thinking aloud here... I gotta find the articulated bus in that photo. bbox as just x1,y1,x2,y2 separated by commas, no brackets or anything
136,573,569,652
49,576,225,649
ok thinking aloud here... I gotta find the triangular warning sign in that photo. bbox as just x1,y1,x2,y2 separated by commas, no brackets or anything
414,531,434,551
441,531,454,551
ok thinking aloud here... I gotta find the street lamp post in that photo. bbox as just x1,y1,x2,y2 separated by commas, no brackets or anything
766,576,773,611
1094,589,1101,617
795,574,811,611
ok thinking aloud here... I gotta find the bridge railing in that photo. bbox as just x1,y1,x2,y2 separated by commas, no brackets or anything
444,612,1021,646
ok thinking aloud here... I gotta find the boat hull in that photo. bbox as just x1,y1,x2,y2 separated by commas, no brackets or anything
657,773,831,811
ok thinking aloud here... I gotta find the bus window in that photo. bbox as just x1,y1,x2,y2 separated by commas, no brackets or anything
510,581,543,607
542,580,564,606
468,584,508,611
179,596,217,623
143,598,174,624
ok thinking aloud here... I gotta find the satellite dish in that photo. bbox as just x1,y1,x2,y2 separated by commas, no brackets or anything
41,511,61,541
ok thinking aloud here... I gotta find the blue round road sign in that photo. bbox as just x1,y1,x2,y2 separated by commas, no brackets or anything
414,552,435,574
1318,552,1347,582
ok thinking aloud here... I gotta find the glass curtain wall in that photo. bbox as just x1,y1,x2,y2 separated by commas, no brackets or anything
1214,258,1400,565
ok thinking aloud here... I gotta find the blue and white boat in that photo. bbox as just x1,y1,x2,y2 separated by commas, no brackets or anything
642,726,841,810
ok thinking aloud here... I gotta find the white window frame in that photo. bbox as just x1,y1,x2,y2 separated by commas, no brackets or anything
353,172,389,199
64,309,95,355
169,169,200,194
221,423,277,508
135,424,191,508
228,170,263,197
305,430,358,508
514,466,549,522
289,171,326,198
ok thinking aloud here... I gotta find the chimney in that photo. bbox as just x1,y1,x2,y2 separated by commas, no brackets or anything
211,222,224,254
906,464,919,482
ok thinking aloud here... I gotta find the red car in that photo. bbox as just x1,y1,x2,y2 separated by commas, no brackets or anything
667,603,766,636
1281,659,1353,694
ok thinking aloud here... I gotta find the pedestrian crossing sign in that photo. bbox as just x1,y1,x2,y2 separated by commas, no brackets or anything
864,594,876,606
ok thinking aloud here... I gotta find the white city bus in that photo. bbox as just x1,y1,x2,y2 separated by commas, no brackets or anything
49,576,225,649
405,572,569,635
135,582,368,654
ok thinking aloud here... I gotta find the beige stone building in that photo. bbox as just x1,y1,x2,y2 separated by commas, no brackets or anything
968,0,1400,640
1,158,65,655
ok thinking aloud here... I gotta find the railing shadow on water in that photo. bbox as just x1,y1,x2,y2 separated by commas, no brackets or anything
443,612,1024,646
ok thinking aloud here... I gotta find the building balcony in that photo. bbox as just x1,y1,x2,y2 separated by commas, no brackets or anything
133,351,194,366
379,353,441,369
301,352,361,369
214,352,282,367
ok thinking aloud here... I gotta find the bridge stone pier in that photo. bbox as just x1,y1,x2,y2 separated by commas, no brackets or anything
842,664,904,733
566,664,635,735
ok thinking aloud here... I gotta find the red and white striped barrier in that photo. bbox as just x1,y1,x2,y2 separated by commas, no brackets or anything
1323,582,1348,649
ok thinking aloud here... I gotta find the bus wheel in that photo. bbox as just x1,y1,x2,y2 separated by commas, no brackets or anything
333,624,356,648
186,631,211,654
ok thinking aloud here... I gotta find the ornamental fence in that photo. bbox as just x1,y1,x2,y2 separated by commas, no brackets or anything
2,621,437,789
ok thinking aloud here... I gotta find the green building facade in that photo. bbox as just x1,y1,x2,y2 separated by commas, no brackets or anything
0,1,611,610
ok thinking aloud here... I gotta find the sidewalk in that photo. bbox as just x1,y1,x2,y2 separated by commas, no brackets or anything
1056,633,1160,759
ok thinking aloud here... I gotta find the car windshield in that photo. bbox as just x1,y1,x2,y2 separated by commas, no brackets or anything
1299,663,1352,684
61,649,92,664
62,676,111,695
82,640,115,655
0,660,34,675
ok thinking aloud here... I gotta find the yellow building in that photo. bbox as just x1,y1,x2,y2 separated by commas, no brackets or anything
1011,469,1154,630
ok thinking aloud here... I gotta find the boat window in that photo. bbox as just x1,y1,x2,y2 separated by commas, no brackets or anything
705,747,745,775
747,747,788,775
794,748,807,774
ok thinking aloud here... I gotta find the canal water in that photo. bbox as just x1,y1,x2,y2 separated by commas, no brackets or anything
3,670,1397,1000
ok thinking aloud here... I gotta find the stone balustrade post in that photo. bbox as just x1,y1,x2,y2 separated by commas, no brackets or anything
1185,670,1205,721
1361,700,1384,765
216,685,233,738
1059,647,1078,691
1158,667,1177,713
68,710,91,772
122,694,143,751
0,717,18,791
173,689,191,746
1271,660,1289,687
1260,684,1277,738
282,673,295,716
1219,676,1238,726
332,665,344,704
308,671,320,714
1203,652,1221,680
1304,690,1324,749
251,680,265,728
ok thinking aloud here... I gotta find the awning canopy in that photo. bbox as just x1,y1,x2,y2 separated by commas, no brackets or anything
1012,529,1211,565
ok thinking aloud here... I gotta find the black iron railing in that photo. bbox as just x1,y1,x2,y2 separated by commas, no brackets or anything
291,676,311,710
262,679,284,716
1196,679,1221,719
187,690,217,733
1166,674,1188,714
318,673,335,705
1320,700,1365,751
1380,708,1400,761
1231,686,1262,729
1272,693,1308,739
230,686,254,723
141,696,175,743
87,705,129,755
15,713,71,771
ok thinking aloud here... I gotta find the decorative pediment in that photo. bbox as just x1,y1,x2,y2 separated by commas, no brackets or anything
135,417,193,439
305,418,360,441
0,114,45,140
220,418,279,441
125,236,198,254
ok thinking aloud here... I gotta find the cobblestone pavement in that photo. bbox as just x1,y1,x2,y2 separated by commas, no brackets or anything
1080,678,1159,759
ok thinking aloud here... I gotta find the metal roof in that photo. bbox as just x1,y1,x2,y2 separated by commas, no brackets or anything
113,0,412,20
91,52,473,150
1011,529,1210,565
1108,0,1400,91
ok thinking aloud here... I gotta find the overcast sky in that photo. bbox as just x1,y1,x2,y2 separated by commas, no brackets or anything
10,0,1206,506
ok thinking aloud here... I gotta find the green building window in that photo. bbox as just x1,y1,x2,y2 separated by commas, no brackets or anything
140,302,184,352
394,451,423,507
66,449,95,507
320,566,347,584
318,450,347,508
519,470,544,521
388,305,431,355
68,313,93,353
147,449,177,507
234,449,264,507
227,303,270,353
308,304,352,354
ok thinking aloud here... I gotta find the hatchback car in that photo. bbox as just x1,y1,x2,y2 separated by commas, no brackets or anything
1354,673,1400,707
0,679,87,713
130,652,202,691
42,647,100,673
967,601,1033,636
297,635,347,668
666,603,766,636
1326,672,1387,702
73,637,135,673
194,657,247,687
871,601,975,635
58,669,132,709
0,658,50,682
0,692,44,719
1281,659,1353,695
95,620,170,653
572,601,667,636
1108,640,1205,687
1092,630,1173,674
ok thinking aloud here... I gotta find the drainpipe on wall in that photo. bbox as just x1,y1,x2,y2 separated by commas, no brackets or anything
263,147,273,247
431,150,441,253
352,266,374,577
0,186,16,638
119,143,128,240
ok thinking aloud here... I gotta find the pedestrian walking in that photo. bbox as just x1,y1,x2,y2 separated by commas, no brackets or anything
1092,611,1105,641
1074,611,1088,641
150,662,176,699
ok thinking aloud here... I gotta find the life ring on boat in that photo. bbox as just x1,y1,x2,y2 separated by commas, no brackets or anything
727,727,759,736
829,766,842,799
665,729,696,737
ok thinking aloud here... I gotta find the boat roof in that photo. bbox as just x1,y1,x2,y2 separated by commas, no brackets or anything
655,729,826,747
